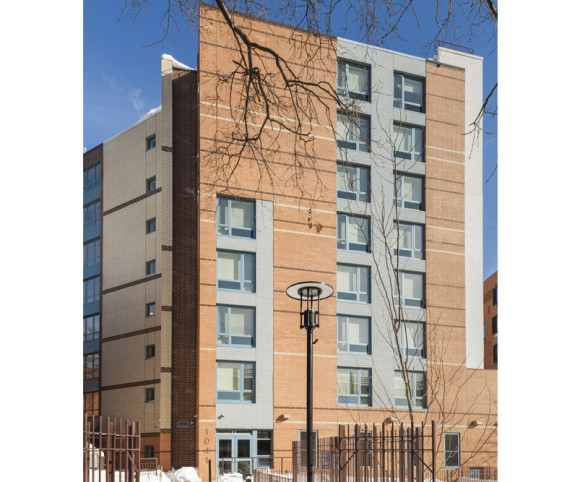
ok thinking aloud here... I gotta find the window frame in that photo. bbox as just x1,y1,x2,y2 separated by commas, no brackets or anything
83,314,100,342
83,353,100,380
394,73,425,113
337,60,370,101
492,315,497,335
145,388,155,403
393,123,424,162
83,163,101,193
217,197,256,239
394,173,424,211
217,251,256,293
337,315,371,354
146,176,157,193
337,213,370,252
493,344,497,363
146,218,156,234
397,321,425,358
216,361,255,403
217,305,256,347
337,367,371,407
493,286,498,305
83,276,101,305
83,200,101,230
144,446,155,458
337,264,371,303
393,222,424,260
444,433,460,469
146,260,156,276
394,271,425,308
83,238,101,268
337,163,370,202
394,370,426,409
145,344,155,359
337,112,371,152
146,302,156,317
146,134,156,151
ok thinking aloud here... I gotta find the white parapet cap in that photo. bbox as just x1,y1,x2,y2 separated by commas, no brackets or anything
162,53,195,71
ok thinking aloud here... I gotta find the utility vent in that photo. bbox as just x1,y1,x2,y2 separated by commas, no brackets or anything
177,421,189,428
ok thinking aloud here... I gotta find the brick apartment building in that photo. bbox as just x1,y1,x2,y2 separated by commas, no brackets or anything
483,272,498,369
83,3,497,477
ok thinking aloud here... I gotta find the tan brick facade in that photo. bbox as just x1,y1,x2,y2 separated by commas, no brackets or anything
483,272,498,369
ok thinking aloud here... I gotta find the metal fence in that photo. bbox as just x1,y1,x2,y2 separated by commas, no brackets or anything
218,456,293,479
442,466,497,482
83,415,141,482
291,422,436,482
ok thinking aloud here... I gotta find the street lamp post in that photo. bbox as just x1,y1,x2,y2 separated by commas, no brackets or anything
286,281,334,482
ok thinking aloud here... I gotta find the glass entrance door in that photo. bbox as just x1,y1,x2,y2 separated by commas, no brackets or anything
217,433,253,478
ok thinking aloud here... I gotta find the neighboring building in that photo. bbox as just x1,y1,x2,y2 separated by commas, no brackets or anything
83,4,497,477
483,272,498,369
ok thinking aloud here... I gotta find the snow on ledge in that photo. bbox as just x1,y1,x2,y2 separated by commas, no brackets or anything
162,54,194,71
138,105,162,123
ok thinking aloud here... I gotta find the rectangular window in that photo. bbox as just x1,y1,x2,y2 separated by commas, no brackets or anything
146,302,156,317
337,367,371,406
394,173,424,211
83,276,100,305
338,60,370,101
146,344,155,359
337,163,370,202
493,286,498,305
444,433,460,468
256,431,274,468
83,200,101,229
146,176,156,193
84,392,99,416
470,468,484,480
146,218,156,234
394,371,426,409
337,264,370,303
83,238,101,268
145,388,155,402
337,112,370,152
393,123,424,162
217,197,255,238
146,260,156,275
493,344,497,363
298,430,319,468
483,322,486,339
337,316,370,354
146,134,156,151
83,314,100,342
394,74,424,113
83,163,101,192
337,214,370,252
492,315,497,335
216,361,255,403
217,251,256,292
397,321,425,358
393,222,424,260
394,271,424,308
217,306,255,347
83,353,100,380
144,446,154,458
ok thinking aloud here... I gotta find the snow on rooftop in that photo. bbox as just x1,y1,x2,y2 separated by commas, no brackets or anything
162,54,194,71
138,105,162,123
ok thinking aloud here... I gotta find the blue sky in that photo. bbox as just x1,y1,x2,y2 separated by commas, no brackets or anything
84,0,497,278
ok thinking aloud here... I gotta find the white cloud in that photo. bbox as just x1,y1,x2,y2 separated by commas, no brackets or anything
102,74,146,115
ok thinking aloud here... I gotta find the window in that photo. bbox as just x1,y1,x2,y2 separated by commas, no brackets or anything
337,368,371,406
393,123,424,162
83,200,101,229
217,306,255,347
493,286,498,306
146,218,156,234
146,260,156,275
216,361,255,403
298,430,319,468
337,265,370,303
83,238,101,268
83,276,100,304
217,251,256,292
337,163,370,202
397,321,425,358
337,112,370,152
470,468,484,480
84,392,99,416
393,222,424,260
337,316,370,354
146,302,156,317
146,134,156,151
83,353,100,380
492,315,497,335
394,173,424,210
394,271,424,308
144,446,155,458
493,344,497,363
145,388,155,402
483,322,486,339
217,197,255,238
146,176,157,193
84,163,101,192
394,371,425,409
394,74,424,113
337,214,370,252
338,60,370,101
444,433,460,468
146,344,155,359
83,315,100,342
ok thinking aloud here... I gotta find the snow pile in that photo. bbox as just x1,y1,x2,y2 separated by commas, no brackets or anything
140,470,172,482
138,105,162,123
219,473,246,482
166,467,202,482
162,54,194,71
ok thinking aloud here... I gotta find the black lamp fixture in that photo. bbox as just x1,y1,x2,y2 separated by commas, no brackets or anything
286,281,333,482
